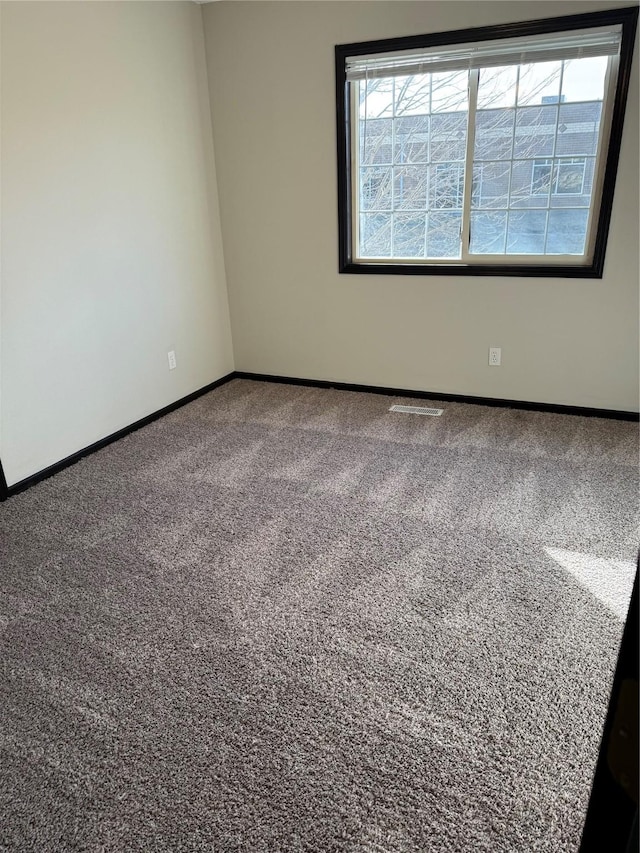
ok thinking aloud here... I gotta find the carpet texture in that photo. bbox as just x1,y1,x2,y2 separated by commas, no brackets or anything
0,379,637,853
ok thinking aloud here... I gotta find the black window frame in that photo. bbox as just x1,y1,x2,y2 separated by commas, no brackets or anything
335,6,638,278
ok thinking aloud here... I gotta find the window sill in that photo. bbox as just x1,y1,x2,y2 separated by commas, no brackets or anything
339,260,603,278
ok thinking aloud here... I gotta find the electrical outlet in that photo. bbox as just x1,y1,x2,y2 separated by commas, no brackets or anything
168,350,177,370
489,347,501,366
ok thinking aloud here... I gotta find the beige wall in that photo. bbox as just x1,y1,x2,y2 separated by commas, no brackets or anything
0,1,636,488
204,0,639,412
0,1,234,486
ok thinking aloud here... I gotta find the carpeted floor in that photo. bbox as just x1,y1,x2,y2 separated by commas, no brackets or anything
0,379,637,852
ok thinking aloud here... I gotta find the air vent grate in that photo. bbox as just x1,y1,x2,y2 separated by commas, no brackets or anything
389,405,443,416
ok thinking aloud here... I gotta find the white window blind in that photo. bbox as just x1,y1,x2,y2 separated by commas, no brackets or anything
345,25,622,81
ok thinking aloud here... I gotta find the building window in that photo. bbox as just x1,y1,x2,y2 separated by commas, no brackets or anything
335,7,638,277
532,157,586,196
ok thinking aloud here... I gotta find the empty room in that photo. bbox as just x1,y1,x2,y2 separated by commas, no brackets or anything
0,1,638,851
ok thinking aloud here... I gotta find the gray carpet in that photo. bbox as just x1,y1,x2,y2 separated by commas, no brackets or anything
0,378,637,853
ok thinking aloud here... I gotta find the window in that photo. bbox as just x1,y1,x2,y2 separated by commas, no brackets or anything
555,158,587,195
532,157,586,195
531,159,554,195
335,7,638,277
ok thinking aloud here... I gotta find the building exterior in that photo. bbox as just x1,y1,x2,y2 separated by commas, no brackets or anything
358,94,602,257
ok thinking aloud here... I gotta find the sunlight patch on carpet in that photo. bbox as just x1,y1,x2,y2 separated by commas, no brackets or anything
545,547,635,619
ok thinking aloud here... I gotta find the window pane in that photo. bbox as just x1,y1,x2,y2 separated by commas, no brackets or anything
427,212,462,258
562,56,608,103
360,166,392,211
466,59,606,258
528,159,553,198
360,213,392,257
393,214,427,257
360,118,392,165
508,159,552,208
394,166,428,210
470,211,507,254
395,74,431,116
546,209,589,254
430,112,467,161
472,162,510,209
513,106,557,158
554,159,586,195
394,116,429,164
359,78,393,119
431,70,468,113
517,61,562,106
508,159,551,208
550,158,595,207
477,65,518,109
555,102,601,157
430,163,464,210
356,70,469,260
474,109,515,160
506,210,548,254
